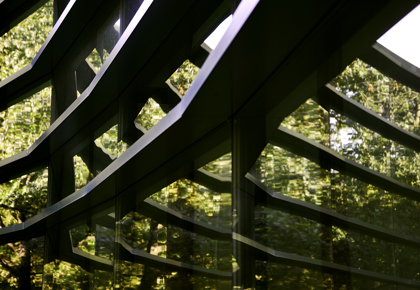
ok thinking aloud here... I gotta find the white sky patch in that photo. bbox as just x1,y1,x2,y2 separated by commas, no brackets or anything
204,15,233,50
378,4,420,68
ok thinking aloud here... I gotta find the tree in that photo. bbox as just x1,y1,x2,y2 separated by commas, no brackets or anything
251,58,420,288
0,1,53,288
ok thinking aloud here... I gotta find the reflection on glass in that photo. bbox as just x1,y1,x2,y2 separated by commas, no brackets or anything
0,168,48,227
150,179,231,229
0,237,44,289
393,196,420,240
70,222,115,261
74,155,90,190
331,59,420,136
94,124,128,159
86,48,110,73
348,276,396,289
255,261,324,289
43,260,93,289
282,99,330,147
331,171,393,229
330,109,391,175
252,143,420,237
116,262,230,289
254,143,330,206
135,98,166,131
167,60,200,97
73,124,128,189
255,206,327,260
75,6,119,94
332,227,395,275
119,211,231,271
395,244,420,281
0,87,51,160
0,0,54,80
201,153,232,179
119,211,166,255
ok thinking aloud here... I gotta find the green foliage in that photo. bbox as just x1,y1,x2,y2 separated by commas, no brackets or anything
86,48,110,74
43,260,93,289
94,124,128,159
168,60,200,96
0,2,53,288
251,58,420,287
135,98,166,130
201,153,232,178
0,1,54,80
0,88,51,161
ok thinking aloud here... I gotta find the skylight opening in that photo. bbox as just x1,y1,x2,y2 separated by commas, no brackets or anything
377,4,420,68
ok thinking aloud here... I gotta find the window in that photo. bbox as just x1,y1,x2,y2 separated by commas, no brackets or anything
1,0,420,289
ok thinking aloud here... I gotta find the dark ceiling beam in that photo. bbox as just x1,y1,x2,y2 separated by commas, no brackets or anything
0,0,119,111
0,0,48,37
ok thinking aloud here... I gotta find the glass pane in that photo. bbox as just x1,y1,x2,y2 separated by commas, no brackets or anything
201,153,232,179
149,178,231,229
0,237,44,289
255,261,324,289
0,1,54,80
253,143,330,207
331,59,420,136
0,168,48,226
43,260,93,289
395,244,420,282
75,6,119,95
0,87,51,160
73,123,128,189
332,227,395,275
252,143,420,237
116,261,231,289
255,206,327,260
282,99,330,147
135,98,166,131
331,171,393,229
168,60,200,97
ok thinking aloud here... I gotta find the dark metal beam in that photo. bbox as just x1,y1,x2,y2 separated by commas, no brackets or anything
0,0,48,36
0,0,119,111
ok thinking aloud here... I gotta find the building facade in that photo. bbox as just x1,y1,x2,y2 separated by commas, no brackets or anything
1,0,420,288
